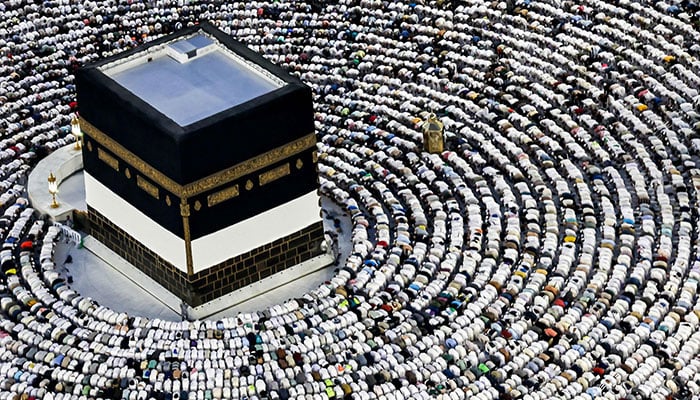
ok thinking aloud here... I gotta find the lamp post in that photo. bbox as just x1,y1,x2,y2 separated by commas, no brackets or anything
48,172,59,208
71,115,82,150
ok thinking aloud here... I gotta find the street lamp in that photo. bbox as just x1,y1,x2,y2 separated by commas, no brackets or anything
48,172,59,208
71,115,82,150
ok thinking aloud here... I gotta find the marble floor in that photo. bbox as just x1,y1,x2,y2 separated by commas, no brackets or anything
58,171,87,211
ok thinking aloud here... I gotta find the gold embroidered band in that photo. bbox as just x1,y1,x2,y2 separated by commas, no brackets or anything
81,119,316,199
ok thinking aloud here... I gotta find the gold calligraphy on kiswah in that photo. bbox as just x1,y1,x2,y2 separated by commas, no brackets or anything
137,175,160,199
207,184,240,207
81,119,316,199
259,163,290,186
97,148,119,171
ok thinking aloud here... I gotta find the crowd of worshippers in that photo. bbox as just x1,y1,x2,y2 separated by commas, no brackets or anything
0,0,700,399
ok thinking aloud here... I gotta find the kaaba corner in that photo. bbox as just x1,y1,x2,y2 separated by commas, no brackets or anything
75,22,328,307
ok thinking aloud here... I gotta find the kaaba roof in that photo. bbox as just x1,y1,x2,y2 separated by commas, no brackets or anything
102,33,283,127
76,22,315,185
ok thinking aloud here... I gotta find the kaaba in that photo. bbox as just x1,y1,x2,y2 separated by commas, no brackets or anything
75,22,327,307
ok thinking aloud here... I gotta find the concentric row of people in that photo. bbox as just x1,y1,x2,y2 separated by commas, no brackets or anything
0,0,699,399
